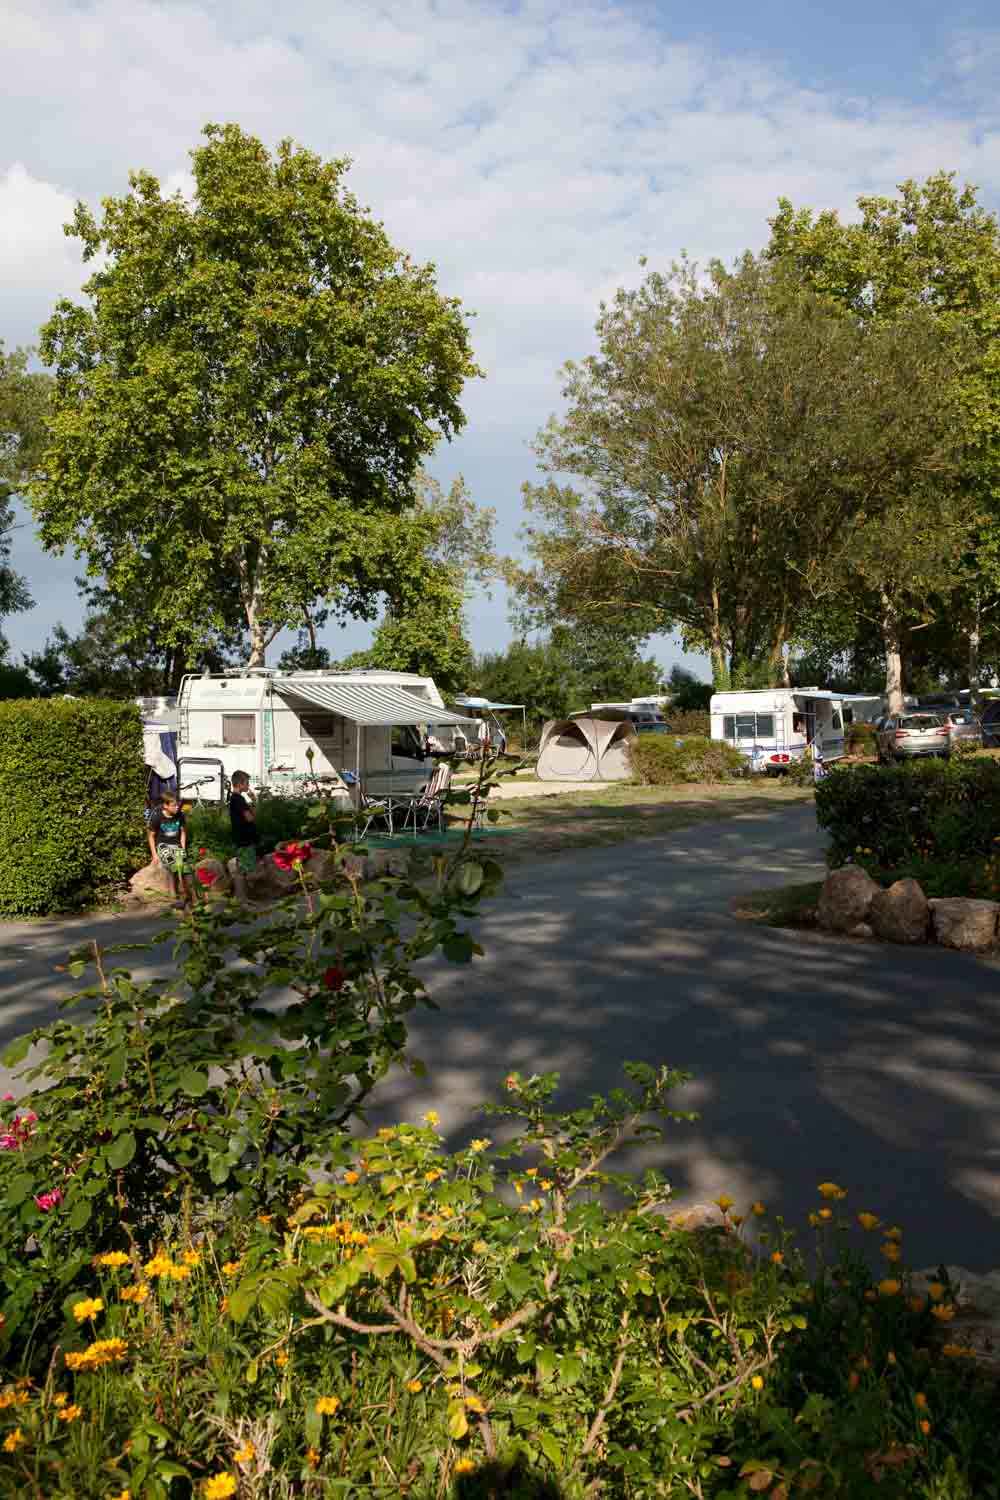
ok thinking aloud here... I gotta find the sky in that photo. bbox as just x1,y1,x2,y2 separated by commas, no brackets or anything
2,0,999,678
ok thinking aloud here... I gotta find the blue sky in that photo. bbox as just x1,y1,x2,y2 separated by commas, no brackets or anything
2,0,998,679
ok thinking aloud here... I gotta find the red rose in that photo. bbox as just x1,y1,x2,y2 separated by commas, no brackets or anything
198,847,208,856
196,867,218,887
323,966,347,992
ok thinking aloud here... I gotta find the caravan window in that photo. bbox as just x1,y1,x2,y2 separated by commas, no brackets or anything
831,711,843,730
299,714,338,741
723,713,774,741
222,714,256,745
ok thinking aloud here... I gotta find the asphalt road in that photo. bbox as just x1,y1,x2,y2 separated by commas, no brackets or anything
1,804,998,1270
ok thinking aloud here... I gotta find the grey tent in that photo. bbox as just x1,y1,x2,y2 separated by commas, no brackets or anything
536,713,634,782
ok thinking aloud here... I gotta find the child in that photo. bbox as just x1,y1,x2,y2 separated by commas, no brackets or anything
147,792,189,903
229,771,258,901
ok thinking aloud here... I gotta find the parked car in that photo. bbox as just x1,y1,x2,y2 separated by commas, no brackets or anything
942,707,982,749
635,719,674,734
876,712,949,762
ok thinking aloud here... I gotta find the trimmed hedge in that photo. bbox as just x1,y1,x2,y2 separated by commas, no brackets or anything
0,698,147,914
629,733,745,785
815,758,1000,870
663,708,710,736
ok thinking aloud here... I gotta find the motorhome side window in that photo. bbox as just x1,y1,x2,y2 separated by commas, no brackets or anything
391,726,424,759
831,711,843,730
723,713,774,740
299,714,337,740
222,714,256,745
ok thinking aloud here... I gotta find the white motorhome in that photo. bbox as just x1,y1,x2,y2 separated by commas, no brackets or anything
175,669,474,804
710,687,850,771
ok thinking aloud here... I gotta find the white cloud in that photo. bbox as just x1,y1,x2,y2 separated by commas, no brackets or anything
2,0,999,661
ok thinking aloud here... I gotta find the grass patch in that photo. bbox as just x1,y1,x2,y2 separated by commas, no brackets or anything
733,879,823,928
479,780,814,862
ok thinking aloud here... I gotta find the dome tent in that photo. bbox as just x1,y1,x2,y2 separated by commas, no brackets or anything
536,712,635,782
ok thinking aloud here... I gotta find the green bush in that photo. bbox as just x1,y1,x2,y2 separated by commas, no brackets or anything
846,720,877,755
664,708,710,737
629,733,746,785
0,698,147,914
815,759,1000,873
186,795,316,864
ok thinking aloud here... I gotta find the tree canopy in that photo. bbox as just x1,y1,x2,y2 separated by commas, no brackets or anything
0,344,48,656
31,122,479,666
516,252,969,697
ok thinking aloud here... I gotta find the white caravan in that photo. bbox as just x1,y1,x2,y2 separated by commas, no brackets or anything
710,688,850,771
174,668,474,804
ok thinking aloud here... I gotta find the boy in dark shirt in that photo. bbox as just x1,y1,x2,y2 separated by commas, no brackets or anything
229,771,258,901
147,791,189,902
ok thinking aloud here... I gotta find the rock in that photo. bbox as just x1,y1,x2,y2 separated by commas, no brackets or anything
869,878,929,944
660,1203,729,1233
129,860,175,901
929,898,999,952
817,867,881,933
847,922,874,939
912,1265,1000,1373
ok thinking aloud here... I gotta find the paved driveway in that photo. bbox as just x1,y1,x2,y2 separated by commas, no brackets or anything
1,805,998,1269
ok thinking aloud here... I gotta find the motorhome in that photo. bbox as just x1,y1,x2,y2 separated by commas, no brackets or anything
710,688,852,770
174,669,474,804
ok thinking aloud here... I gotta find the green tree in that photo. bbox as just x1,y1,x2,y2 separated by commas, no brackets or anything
31,123,478,667
469,626,660,728
769,172,1000,707
0,344,49,655
516,254,966,697
666,665,713,710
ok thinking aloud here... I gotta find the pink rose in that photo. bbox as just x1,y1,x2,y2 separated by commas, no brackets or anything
34,1189,63,1212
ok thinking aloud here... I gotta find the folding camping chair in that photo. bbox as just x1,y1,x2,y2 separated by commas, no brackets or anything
356,789,399,839
399,762,453,835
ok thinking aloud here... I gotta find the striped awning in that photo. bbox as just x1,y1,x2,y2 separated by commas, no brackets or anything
275,679,477,728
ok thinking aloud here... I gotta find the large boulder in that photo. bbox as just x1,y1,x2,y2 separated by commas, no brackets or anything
929,898,999,952
817,866,881,934
129,859,176,901
869,878,930,944
912,1265,1000,1373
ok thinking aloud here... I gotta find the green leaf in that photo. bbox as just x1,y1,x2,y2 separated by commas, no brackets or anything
106,1132,137,1170
178,1067,209,1097
68,1199,92,1230
537,1431,562,1467
560,1354,584,1386
536,1347,557,1383
154,1461,190,1479
2,1036,30,1068
4,1172,34,1208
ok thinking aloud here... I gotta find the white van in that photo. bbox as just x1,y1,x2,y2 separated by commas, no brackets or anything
174,669,474,804
710,688,848,771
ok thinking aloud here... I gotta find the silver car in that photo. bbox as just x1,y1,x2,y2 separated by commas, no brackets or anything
942,708,982,749
876,712,949,762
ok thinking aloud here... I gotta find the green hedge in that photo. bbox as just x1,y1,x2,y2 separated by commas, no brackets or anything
0,698,147,914
815,758,1000,870
629,733,745,785
663,708,710,736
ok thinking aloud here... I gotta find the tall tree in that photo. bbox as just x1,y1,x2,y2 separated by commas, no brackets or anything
769,173,1000,707
0,344,49,657
31,123,479,667
515,254,967,698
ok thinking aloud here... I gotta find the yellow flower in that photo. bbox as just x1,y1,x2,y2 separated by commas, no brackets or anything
110,1490,131,1500
221,1262,240,1277
58,1403,83,1422
202,1476,237,1499
64,1337,128,1371
472,1240,489,1254
525,1167,538,1178
465,1394,486,1414
234,1440,255,1464
97,1252,130,1267
930,1303,956,1322
915,1392,928,1409
306,1447,320,1469
880,1241,901,1262
751,1202,766,1217
941,1344,976,1359
257,1214,273,1224
807,1212,820,1228
857,1212,880,1231
470,1139,491,1153
182,1249,201,1267
220,1297,229,1314
886,1351,896,1365
454,1458,475,1475
884,1225,903,1241
52,1393,68,1409
770,1251,784,1265
714,1194,734,1212
539,1178,553,1190
920,1419,931,1436
343,1170,360,1185
2,1429,25,1452
878,1279,901,1297
750,1375,764,1390
817,1182,847,1200
120,1284,149,1304
818,1208,833,1220
274,1350,289,1368
72,1297,104,1322
424,1170,442,1183
910,1297,927,1313
927,1281,946,1301
513,1180,523,1196
407,1379,423,1394
423,1110,440,1126
168,1265,192,1282
143,1253,173,1279
315,1396,341,1416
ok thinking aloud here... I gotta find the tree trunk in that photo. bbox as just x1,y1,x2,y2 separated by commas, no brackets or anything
969,595,981,712
247,617,267,668
709,592,728,689
881,593,904,716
